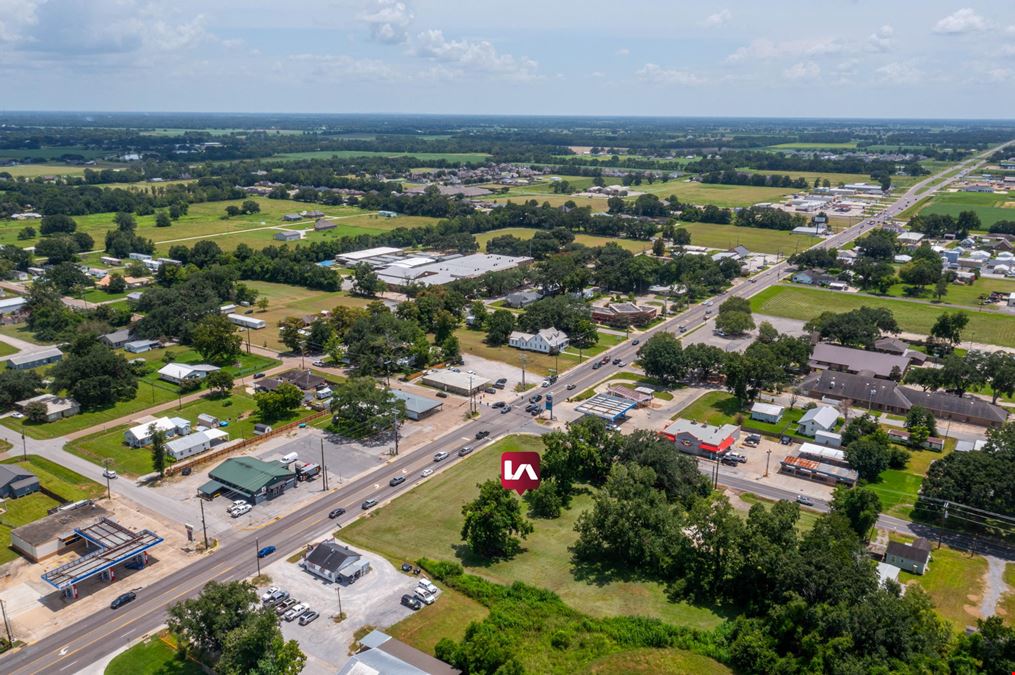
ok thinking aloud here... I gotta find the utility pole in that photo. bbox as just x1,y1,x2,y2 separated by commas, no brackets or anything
320,438,328,491
103,459,112,500
199,498,209,550
764,449,772,478
336,584,343,617
246,327,251,354
392,415,399,456
520,354,527,389
0,598,12,644
21,432,26,461
255,537,261,577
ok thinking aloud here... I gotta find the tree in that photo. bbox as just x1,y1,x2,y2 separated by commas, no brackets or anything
351,262,385,297
933,276,949,302
637,332,685,387
830,485,882,538
714,310,755,335
255,382,304,423
468,300,488,330
440,334,461,364
0,369,42,408
205,370,235,397
929,311,969,349
167,580,258,657
652,237,665,256
106,272,127,294
24,400,48,424
461,480,533,560
240,199,261,214
191,314,243,365
485,309,515,346
217,607,306,675
155,211,172,228
278,316,305,353
49,337,138,409
150,426,167,477
329,377,405,438
905,406,938,441
256,296,269,312
985,351,1015,404
39,214,77,235
845,436,890,482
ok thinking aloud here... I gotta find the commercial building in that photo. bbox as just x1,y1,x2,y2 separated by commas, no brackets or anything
660,419,739,457
749,402,784,424
158,362,220,385
575,393,638,422
8,347,63,370
14,394,80,422
798,442,849,467
227,313,267,330
779,454,858,487
376,253,532,288
199,456,296,504
508,328,569,354
124,417,191,447
11,502,112,562
166,429,230,461
885,538,932,575
339,630,459,675
0,464,40,498
591,302,658,327
809,343,911,379
303,541,371,584
389,389,443,420
421,370,490,396
798,406,840,436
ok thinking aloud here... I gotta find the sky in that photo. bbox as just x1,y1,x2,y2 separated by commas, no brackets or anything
1,0,1014,118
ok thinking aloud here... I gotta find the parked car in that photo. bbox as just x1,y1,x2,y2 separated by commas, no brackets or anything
720,456,739,467
265,590,288,606
435,391,448,398
103,469,118,480
257,545,276,558
475,430,490,439
529,394,542,403
401,562,413,572
275,598,297,615
181,467,192,476
433,451,449,462
110,591,136,610
298,611,319,625
484,387,497,394
284,603,308,621
253,372,266,379
389,475,406,487
458,446,473,457
418,578,439,595
328,507,346,519
421,468,434,477
727,453,747,464
361,499,378,510
500,405,512,414
492,401,506,408
796,495,815,507
414,588,436,605
530,408,540,416
494,378,508,388
312,360,325,367
232,503,252,517
261,586,280,602
401,594,423,610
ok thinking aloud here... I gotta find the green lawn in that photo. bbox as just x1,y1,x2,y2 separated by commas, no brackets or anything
674,222,819,254
0,456,103,563
1001,563,1015,625
916,189,1014,229
765,142,859,150
743,407,806,439
900,543,987,630
0,323,50,346
341,435,725,630
586,648,732,674
678,391,742,426
105,634,204,675
453,328,578,378
864,275,1015,311
751,285,1015,348
473,227,651,254
0,163,91,178
387,585,489,655
68,391,316,476
0,340,18,357
636,180,802,208
868,470,924,520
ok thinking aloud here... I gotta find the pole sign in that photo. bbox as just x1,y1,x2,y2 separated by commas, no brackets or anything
545,393,553,412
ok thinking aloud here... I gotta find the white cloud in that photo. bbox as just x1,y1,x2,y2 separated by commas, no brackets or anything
875,61,922,84
1001,44,1015,57
783,61,820,81
986,67,1011,82
727,37,842,62
702,9,731,28
867,25,893,52
933,8,987,35
288,52,451,82
615,47,630,57
412,29,538,80
1006,25,1015,36
359,0,413,45
636,63,705,86
0,0,40,44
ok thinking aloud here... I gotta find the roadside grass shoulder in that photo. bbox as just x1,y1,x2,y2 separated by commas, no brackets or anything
104,634,204,675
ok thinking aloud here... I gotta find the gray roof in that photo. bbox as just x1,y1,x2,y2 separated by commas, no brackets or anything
100,328,131,344
389,389,441,416
9,346,62,367
899,386,1009,424
339,630,459,675
886,540,930,565
11,503,111,546
0,464,37,489
305,541,360,573
810,343,910,378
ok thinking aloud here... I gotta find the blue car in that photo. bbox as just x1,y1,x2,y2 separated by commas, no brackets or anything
257,545,276,558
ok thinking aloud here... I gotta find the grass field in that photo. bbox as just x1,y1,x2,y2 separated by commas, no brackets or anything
0,339,19,357
0,146,107,161
750,285,1015,348
0,323,50,345
634,180,801,208
387,585,489,655
765,142,859,150
900,543,987,630
675,222,818,254
489,192,612,212
868,469,924,520
0,163,92,177
0,455,104,564
341,435,725,630
453,328,578,377
473,227,651,254
104,634,203,675
679,391,742,426
273,150,490,163
873,275,1015,311
916,189,1014,229
1001,564,1015,625
68,389,315,476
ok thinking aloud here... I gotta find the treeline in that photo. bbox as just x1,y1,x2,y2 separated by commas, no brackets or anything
700,170,809,189
687,150,912,177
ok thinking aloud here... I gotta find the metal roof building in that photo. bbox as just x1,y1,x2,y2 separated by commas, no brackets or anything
420,370,490,396
575,394,637,422
389,389,443,420
8,346,63,370
199,456,296,504
780,454,858,487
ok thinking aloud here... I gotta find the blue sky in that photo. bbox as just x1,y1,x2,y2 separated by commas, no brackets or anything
1,1,1014,118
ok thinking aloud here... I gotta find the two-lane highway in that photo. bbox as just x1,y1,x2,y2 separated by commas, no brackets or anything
1,143,1007,675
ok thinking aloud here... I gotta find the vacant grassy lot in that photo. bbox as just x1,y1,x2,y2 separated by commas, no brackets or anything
679,391,742,426
872,275,1015,311
387,585,489,655
868,469,924,520
676,222,818,254
1001,564,1015,625
901,543,987,630
917,189,1014,229
68,390,316,476
750,285,1015,348
341,435,725,630
489,192,611,212
585,648,732,674
0,340,19,357
453,328,577,378
473,227,650,253
105,634,204,675
0,456,103,564
0,322,51,345
637,180,801,207
0,163,91,177
274,150,490,163
241,281,376,351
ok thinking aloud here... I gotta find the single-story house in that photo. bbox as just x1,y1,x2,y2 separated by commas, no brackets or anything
504,291,542,308
99,329,133,349
791,269,837,286
8,347,63,371
886,428,946,450
124,417,191,447
282,214,302,222
660,419,739,457
314,218,336,231
508,328,569,354
274,230,303,242
885,538,932,575
199,456,296,503
124,339,161,354
750,402,784,424
798,406,840,436
166,429,229,461
303,541,371,584
389,389,443,421
158,363,219,385
0,464,40,499
0,296,28,314
227,313,267,330
14,394,80,422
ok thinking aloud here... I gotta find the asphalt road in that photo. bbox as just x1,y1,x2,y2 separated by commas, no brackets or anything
1,144,1007,674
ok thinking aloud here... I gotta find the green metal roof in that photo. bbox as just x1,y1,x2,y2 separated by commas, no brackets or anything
209,457,293,494
198,479,225,496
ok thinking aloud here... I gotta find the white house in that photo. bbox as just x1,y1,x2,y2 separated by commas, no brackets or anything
508,328,569,354
749,402,784,424
124,417,191,447
166,429,229,460
798,406,840,437
158,363,220,385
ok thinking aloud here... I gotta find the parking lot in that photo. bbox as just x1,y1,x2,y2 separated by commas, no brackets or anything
260,541,427,674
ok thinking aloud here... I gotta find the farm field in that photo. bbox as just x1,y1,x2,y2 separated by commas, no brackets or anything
750,285,1015,348
473,227,651,253
273,150,490,163
676,221,819,254
0,146,108,160
340,435,726,630
916,189,1014,229
736,168,871,185
0,163,93,177
636,179,802,207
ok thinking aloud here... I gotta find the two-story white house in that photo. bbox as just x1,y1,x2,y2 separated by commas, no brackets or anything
508,328,569,354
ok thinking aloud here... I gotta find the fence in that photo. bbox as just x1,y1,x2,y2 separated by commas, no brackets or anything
163,409,330,477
